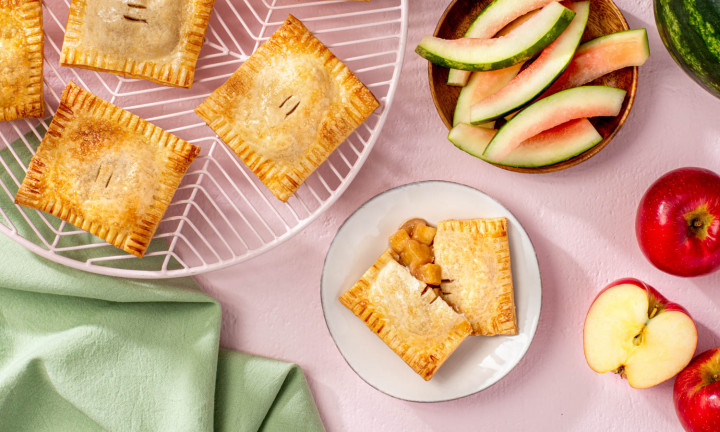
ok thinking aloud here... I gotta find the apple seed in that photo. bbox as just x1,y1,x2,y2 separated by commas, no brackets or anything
633,331,644,347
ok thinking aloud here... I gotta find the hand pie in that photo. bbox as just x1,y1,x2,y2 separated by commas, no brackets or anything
339,250,472,380
14,82,201,257
195,15,380,202
0,0,43,121
434,218,518,336
60,0,215,88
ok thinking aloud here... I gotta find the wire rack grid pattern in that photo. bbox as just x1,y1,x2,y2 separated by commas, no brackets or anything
0,0,408,278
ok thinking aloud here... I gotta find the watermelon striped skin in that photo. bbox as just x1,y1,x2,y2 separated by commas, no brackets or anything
446,0,553,86
453,64,522,126
482,85,626,161
448,119,602,168
469,1,590,124
655,0,720,98
415,3,575,71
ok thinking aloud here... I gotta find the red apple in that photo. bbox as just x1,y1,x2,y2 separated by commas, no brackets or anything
636,167,720,277
583,278,697,388
674,347,720,432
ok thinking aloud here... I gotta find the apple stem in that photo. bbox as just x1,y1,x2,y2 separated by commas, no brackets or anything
615,365,627,379
684,207,713,240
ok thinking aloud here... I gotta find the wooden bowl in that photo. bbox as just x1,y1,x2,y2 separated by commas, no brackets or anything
428,0,638,173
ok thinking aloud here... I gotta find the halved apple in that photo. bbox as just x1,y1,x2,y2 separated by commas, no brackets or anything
583,278,697,389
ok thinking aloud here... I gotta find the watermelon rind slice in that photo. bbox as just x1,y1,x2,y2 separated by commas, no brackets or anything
449,119,603,167
416,2,575,72
482,85,626,162
447,0,554,86
453,64,522,127
452,11,539,126
541,28,649,98
469,1,590,124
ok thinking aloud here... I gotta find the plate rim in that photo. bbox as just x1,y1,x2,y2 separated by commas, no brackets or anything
320,179,543,402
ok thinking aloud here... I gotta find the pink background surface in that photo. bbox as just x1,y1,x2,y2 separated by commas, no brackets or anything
196,0,720,430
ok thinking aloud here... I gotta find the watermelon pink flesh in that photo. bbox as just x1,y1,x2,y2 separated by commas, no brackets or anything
466,0,554,37
483,86,626,161
505,102,618,148
453,64,523,125
540,29,650,98
450,119,601,166
500,118,601,165
448,0,554,86
469,1,589,123
452,12,539,125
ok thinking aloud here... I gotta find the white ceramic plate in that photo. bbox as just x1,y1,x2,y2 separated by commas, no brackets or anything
321,180,542,402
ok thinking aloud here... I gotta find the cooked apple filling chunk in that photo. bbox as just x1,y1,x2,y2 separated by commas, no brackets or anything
413,224,437,246
400,239,433,270
388,229,410,254
416,263,442,286
389,218,443,285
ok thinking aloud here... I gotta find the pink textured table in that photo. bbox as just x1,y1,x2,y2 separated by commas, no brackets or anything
197,0,720,430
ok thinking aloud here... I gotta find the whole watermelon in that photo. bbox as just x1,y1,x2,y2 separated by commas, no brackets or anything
654,0,720,98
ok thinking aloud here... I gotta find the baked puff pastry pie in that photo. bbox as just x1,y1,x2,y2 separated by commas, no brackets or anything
339,250,472,380
14,82,201,257
60,0,215,88
0,0,44,121
434,218,518,336
195,15,380,202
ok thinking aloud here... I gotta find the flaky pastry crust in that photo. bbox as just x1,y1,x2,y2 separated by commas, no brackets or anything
195,14,379,202
60,0,215,88
434,218,518,336
14,82,201,257
339,250,472,380
0,0,44,121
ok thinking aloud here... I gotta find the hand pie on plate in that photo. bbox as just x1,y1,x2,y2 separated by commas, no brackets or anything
0,0,43,121
433,218,518,336
339,250,472,380
14,82,201,257
195,15,380,202
60,0,215,88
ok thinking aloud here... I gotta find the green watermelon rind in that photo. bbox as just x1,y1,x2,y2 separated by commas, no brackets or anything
481,85,627,160
448,124,495,157
452,64,522,127
468,1,590,124
655,0,720,97
447,0,552,85
496,126,602,167
579,28,650,58
416,5,575,71
448,121,603,168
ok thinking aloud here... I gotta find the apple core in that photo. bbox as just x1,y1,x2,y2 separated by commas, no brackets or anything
684,206,714,241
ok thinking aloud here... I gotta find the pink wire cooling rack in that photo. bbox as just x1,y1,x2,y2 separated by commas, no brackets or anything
0,0,408,278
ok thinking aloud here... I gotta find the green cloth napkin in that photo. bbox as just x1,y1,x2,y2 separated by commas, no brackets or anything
0,233,325,432
0,125,325,432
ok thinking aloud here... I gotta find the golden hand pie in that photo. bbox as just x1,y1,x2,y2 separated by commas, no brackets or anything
0,0,43,121
195,14,380,202
339,250,472,380
14,81,201,257
434,218,518,336
60,0,215,88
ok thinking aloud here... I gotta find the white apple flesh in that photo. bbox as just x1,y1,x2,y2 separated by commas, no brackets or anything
583,278,697,389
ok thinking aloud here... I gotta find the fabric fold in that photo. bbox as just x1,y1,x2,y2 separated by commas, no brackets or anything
0,207,324,432
215,350,325,432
